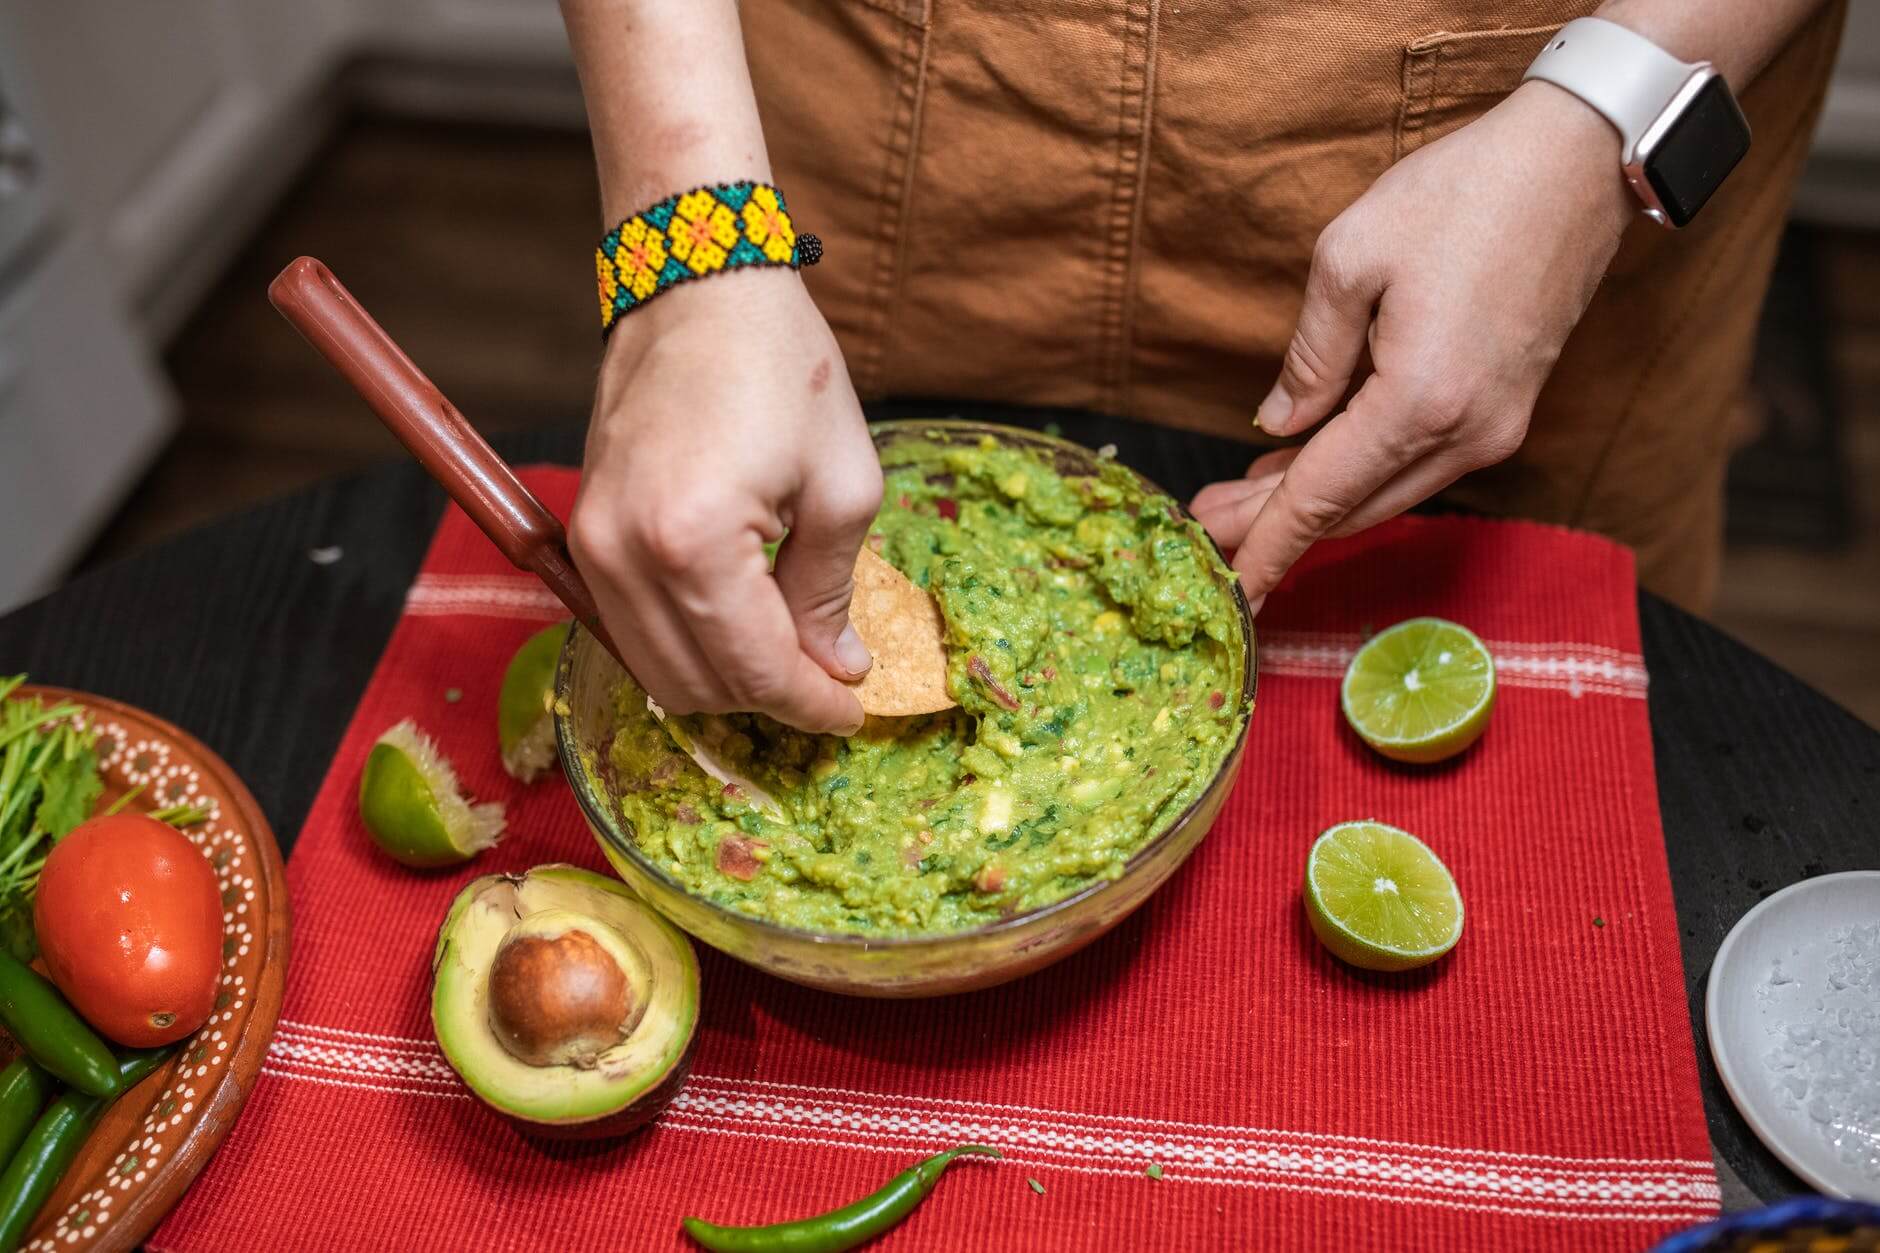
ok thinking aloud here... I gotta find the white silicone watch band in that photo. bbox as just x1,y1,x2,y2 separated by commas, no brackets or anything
1522,17,1701,161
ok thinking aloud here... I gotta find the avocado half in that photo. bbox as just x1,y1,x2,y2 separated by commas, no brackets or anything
431,864,699,1138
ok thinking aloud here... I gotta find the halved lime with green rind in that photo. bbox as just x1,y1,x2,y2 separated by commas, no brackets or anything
359,720,504,867
1304,820,1463,971
499,621,571,782
1341,617,1495,763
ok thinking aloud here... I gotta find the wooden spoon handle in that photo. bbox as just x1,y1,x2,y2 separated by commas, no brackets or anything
268,256,620,663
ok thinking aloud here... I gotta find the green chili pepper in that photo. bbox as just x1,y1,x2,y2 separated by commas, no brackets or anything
0,950,118,1098
0,1061,50,1168
0,1047,172,1253
681,1144,1001,1253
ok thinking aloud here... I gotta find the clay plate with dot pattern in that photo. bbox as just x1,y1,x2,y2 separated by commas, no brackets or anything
2,687,289,1253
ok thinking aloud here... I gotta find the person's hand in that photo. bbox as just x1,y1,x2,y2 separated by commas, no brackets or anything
1191,81,1637,613
569,275,881,734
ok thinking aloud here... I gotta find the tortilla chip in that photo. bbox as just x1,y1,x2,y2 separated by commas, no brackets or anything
847,547,955,716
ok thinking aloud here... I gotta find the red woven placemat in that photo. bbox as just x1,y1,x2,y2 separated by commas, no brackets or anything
151,468,1718,1251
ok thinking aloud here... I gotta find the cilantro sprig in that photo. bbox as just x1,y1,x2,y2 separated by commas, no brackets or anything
0,675,103,959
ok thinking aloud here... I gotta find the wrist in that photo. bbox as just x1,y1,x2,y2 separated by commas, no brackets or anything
600,267,804,373
596,135,775,226
1503,79,1638,236
597,178,813,336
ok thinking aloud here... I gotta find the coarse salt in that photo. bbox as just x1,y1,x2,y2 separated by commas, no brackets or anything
1762,923,1880,1183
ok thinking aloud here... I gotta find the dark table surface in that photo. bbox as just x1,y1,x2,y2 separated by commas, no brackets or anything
4,408,1876,1215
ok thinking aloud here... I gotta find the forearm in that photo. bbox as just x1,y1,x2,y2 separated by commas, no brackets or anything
1595,0,1831,86
558,0,770,223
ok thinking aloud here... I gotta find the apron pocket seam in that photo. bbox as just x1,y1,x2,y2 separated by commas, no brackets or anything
848,0,930,29
1395,23,1565,161
854,7,933,395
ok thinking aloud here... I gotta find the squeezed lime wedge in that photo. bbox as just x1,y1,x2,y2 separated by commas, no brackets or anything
499,622,571,782
359,720,504,867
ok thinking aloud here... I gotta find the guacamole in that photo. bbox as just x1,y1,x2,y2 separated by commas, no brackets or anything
606,436,1245,936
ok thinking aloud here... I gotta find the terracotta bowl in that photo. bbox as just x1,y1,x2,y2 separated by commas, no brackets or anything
5,686,288,1253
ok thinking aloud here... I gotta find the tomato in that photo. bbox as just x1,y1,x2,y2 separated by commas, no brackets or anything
33,813,223,1047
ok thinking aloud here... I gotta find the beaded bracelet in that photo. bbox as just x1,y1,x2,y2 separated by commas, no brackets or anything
595,181,821,334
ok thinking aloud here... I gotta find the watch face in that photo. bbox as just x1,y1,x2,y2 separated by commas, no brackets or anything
1642,76,1751,228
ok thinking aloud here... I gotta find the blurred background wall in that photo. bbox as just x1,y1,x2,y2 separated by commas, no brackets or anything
0,2,1876,723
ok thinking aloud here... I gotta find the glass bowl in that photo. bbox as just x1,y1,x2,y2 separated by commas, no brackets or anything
553,420,1256,997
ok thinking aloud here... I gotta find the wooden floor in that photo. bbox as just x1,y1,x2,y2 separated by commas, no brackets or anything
82,116,1880,728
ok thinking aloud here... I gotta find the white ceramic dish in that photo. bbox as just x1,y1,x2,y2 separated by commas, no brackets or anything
1706,870,1880,1201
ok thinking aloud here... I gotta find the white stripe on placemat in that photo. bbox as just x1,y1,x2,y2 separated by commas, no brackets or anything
1258,632,1647,699
270,1021,1714,1171
651,1121,1720,1224
263,1021,1717,1221
669,1075,1714,1179
399,575,1647,698
404,575,567,621
266,1036,462,1084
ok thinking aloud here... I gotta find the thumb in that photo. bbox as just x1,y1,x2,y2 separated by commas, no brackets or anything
1258,223,1377,438
773,467,884,682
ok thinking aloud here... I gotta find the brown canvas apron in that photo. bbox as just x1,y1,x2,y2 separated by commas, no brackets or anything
744,1,1846,611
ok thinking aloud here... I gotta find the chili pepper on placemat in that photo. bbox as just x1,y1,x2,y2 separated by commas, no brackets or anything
682,1144,1000,1252
150,468,1718,1252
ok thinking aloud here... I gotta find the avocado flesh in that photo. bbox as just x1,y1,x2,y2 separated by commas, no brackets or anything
432,864,699,1126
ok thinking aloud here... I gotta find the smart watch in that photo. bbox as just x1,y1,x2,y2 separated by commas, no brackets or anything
1522,17,1751,229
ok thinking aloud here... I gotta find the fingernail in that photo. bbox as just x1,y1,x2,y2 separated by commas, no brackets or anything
1255,383,1293,435
1246,592,1266,618
835,624,872,677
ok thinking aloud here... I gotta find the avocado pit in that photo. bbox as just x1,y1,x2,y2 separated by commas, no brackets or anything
487,910,648,1069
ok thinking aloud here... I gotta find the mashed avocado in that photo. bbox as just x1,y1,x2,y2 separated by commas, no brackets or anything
606,437,1245,935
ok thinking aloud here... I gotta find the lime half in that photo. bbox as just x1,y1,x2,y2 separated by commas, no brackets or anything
1304,821,1463,971
359,720,505,868
499,621,571,782
1341,617,1495,763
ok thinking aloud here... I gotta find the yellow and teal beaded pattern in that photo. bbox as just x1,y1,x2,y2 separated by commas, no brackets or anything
597,181,802,333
